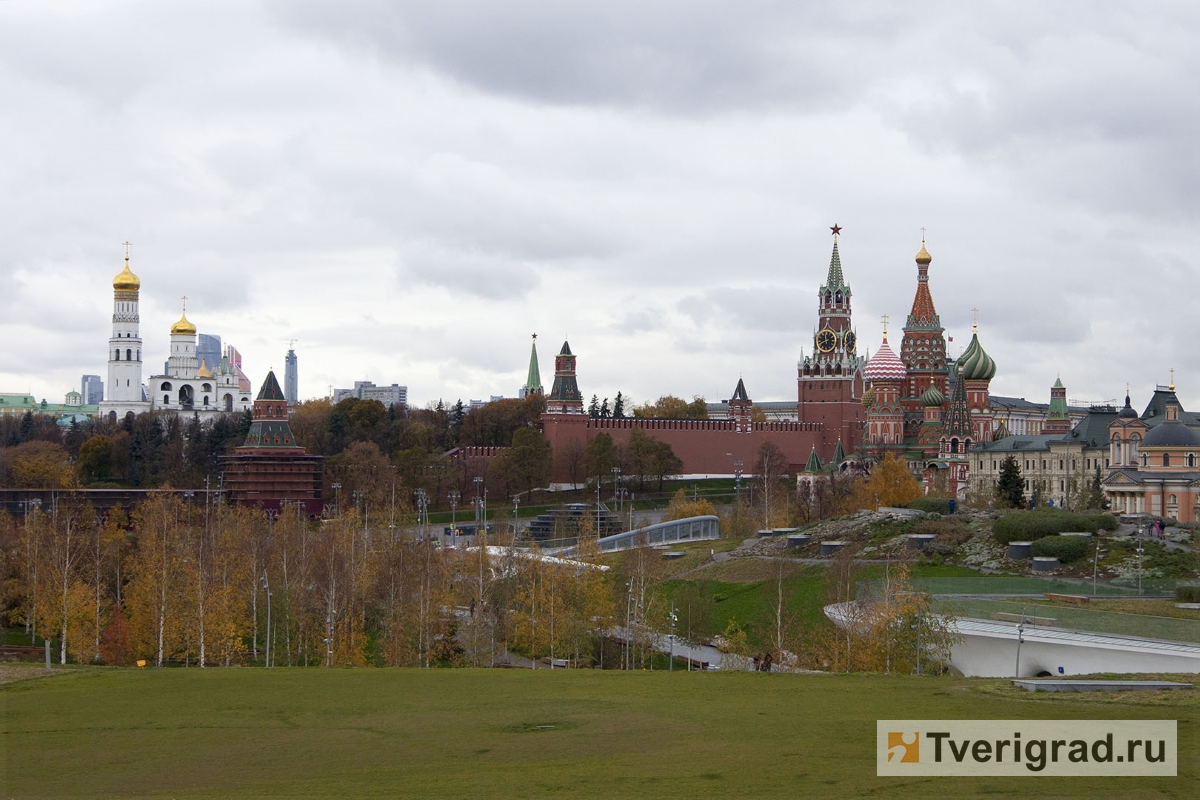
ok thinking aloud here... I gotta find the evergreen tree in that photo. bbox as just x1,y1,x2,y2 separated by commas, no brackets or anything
612,392,625,419
588,395,600,418
996,454,1024,509
599,398,610,418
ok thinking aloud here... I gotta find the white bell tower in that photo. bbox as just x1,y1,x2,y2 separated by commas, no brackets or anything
99,243,151,419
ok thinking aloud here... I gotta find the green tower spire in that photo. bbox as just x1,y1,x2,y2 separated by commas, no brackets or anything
522,334,543,396
805,446,823,473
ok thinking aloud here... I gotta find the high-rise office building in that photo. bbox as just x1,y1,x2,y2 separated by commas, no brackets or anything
197,333,222,374
81,374,104,405
284,347,298,403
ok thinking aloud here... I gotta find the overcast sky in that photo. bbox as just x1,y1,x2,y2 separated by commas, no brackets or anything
2,1,1198,413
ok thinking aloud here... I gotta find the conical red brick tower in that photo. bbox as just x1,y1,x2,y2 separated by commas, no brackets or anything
220,370,324,514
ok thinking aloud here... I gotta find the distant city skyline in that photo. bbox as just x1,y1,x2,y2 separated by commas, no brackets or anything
2,3,1197,411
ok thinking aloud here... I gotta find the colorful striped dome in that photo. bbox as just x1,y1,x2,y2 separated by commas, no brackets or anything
958,329,996,381
863,337,906,382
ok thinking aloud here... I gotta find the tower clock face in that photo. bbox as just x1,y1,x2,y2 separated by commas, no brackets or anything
816,328,837,352
843,331,856,351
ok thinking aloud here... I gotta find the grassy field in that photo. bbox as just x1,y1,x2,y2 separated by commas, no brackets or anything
3,666,1197,798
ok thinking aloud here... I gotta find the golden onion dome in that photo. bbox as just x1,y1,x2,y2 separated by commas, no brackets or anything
196,358,213,378
113,257,141,291
171,311,197,336
915,241,932,265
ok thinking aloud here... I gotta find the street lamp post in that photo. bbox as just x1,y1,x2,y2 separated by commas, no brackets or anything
625,581,633,671
512,495,521,542
1136,546,1145,595
414,489,428,543
473,476,483,541
448,490,460,545
669,608,678,672
611,467,621,513
331,482,342,516
261,572,272,668
912,613,923,675
1092,540,1104,596
1014,622,1025,678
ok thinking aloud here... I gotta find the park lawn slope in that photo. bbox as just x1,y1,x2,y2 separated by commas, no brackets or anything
3,668,1197,798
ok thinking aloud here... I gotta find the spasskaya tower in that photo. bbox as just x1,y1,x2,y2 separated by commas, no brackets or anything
797,225,866,458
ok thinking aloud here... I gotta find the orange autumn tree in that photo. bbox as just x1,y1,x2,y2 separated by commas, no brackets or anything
853,453,922,510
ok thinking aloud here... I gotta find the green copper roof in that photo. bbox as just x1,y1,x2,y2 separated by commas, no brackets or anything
256,370,285,401
821,239,849,293
833,438,846,463
523,338,543,395
732,378,749,402
1047,389,1069,420
805,446,823,473
958,330,997,381
559,340,573,356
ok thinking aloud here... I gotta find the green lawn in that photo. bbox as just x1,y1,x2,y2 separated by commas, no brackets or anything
4,667,1196,797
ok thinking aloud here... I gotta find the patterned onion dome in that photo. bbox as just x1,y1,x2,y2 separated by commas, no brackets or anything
921,380,945,407
113,258,140,291
861,387,876,408
863,337,906,382
958,329,997,381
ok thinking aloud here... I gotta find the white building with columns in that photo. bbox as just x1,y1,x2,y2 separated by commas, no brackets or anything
99,252,252,422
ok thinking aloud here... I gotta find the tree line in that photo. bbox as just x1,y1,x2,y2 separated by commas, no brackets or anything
1,492,624,669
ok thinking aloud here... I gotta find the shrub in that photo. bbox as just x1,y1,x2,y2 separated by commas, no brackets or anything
907,497,953,515
1030,535,1090,564
992,510,1118,545
1174,585,1200,603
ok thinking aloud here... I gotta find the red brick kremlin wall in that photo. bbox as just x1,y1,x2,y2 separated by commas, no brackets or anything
541,413,836,480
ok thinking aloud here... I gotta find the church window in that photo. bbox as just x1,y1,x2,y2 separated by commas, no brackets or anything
164,395,169,404
203,396,209,406
126,348,131,361
1188,453,1195,468
161,382,171,391
114,350,119,361
1163,453,1170,467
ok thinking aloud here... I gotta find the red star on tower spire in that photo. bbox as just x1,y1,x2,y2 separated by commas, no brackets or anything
830,224,842,236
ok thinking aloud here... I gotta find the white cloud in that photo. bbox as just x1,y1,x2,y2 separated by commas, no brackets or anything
1,0,1198,416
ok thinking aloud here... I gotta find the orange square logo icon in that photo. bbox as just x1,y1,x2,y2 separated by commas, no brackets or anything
887,732,919,763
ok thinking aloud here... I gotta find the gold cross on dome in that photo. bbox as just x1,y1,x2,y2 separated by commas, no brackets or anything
123,241,132,260
920,226,926,242
1170,367,1175,391
881,314,889,336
